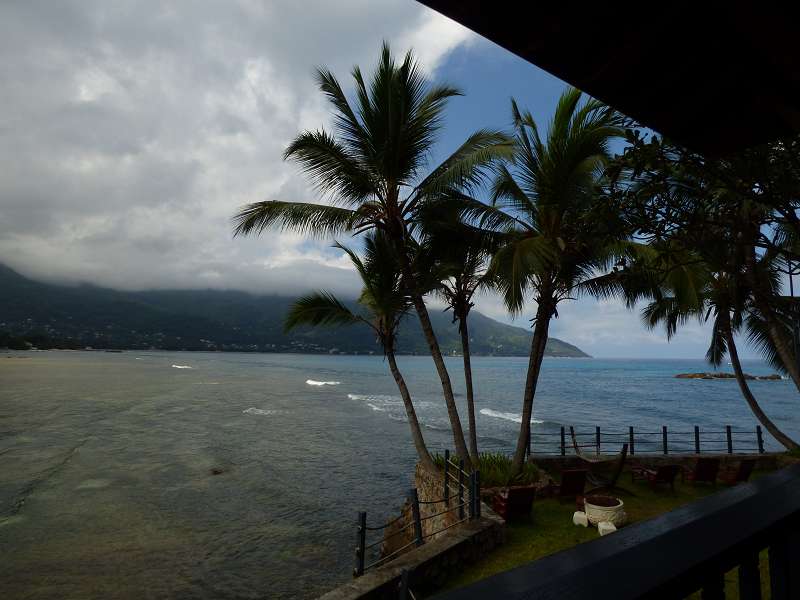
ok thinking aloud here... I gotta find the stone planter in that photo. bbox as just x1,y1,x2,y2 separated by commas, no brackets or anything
584,495,626,527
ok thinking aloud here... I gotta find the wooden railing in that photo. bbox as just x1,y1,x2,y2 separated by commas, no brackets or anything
434,463,800,599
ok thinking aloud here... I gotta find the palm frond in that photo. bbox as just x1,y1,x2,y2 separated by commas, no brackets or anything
706,313,729,367
284,292,361,331
745,309,790,372
283,130,374,204
412,129,514,203
232,201,358,238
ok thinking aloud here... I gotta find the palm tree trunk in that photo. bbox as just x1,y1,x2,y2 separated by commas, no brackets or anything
723,322,800,451
410,293,471,463
511,294,553,476
459,317,479,465
745,247,800,392
386,350,438,471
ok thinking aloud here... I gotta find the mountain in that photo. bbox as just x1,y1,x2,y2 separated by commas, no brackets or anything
0,264,589,357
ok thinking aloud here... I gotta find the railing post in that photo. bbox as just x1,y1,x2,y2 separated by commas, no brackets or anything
468,472,476,520
398,569,410,600
662,425,668,455
560,426,566,456
409,488,424,547
695,426,701,454
769,526,800,599
738,550,761,599
474,470,481,519
629,426,635,456
444,449,450,506
726,425,733,454
701,573,725,600
458,459,465,520
757,425,765,454
596,426,601,456
354,511,366,577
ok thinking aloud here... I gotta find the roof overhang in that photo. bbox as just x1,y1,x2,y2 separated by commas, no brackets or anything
419,2,800,155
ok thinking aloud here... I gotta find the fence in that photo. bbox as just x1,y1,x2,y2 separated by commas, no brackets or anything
526,424,766,457
354,450,480,578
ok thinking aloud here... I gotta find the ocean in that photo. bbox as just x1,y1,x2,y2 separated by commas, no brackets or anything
1,351,798,599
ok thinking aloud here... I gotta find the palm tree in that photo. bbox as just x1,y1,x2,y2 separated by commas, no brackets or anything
477,89,628,474
642,262,800,451
285,232,437,471
232,44,511,463
417,207,496,465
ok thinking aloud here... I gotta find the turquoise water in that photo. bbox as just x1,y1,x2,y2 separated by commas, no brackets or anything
1,351,798,599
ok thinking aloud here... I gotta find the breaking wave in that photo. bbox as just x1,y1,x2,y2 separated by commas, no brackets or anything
480,408,543,424
243,408,284,416
347,393,398,402
306,379,340,386
171,365,193,369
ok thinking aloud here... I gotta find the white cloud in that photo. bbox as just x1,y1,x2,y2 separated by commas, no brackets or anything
0,0,476,296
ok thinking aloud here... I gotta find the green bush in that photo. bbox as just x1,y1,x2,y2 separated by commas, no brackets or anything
433,452,539,488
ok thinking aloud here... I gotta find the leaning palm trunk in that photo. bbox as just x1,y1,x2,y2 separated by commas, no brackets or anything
723,322,800,451
386,349,437,471
411,294,471,463
458,317,479,465
511,295,554,475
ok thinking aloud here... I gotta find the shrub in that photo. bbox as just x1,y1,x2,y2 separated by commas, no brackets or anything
433,452,539,487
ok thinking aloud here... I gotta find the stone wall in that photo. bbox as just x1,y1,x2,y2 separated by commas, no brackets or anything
319,508,504,600
381,462,478,557
319,463,505,600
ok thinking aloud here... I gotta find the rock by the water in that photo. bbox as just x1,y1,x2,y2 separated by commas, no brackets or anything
675,372,783,381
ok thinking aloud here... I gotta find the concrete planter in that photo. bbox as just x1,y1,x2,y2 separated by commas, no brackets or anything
584,495,626,527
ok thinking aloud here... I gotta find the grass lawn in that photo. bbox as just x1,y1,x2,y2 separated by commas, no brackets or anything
440,473,772,598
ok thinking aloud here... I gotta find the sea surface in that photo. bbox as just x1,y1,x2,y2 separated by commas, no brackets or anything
1,351,799,599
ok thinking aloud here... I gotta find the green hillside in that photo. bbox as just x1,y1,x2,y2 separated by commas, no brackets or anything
0,264,588,357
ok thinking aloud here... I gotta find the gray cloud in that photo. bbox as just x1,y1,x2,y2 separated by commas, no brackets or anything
0,0,473,296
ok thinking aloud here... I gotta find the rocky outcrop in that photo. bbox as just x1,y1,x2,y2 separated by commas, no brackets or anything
675,372,783,381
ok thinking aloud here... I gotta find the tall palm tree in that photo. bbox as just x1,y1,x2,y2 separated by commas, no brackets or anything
642,262,800,451
417,207,495,465
232,44,512,463
285,232,437,471
477,89,628,474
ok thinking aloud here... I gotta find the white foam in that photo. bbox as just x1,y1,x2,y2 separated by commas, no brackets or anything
306,379,340,386
243,407,283,416
366,403,386,412
480,408,543,424
172,365,193,369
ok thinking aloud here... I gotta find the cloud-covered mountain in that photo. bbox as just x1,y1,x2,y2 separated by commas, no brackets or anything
0,264,588,357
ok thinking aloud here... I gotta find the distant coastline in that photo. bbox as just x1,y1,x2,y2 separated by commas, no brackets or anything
0,264,589,358
1,346,591,359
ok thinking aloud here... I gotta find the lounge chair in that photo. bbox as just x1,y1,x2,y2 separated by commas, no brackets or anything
682,457,720,485
631,464,682,491
492,485,537,520
719,459,756,486
585,443,634,496
554,469,587,503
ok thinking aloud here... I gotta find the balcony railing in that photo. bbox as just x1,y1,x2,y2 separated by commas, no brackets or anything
434,463,800,599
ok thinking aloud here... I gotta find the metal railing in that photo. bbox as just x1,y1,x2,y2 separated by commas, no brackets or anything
525,424,766,457
354,449,480,578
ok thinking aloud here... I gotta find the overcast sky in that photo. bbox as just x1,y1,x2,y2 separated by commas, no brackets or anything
0,0,752,359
